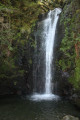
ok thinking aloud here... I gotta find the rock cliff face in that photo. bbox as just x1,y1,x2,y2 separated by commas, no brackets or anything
59,0,80,90
58,0,80,106
0,0,80,98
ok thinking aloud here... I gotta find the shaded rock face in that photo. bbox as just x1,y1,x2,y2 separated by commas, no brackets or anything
51,17,64,95
56,75,73,97
33,13,49,93
74,98,80,109
62,115,79,120
56,71,73,97
70,94,80,109
0,37,34,96
0,70,33,96
51,17,73,97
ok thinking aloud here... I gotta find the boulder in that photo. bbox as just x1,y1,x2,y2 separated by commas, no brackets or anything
62,115,79,120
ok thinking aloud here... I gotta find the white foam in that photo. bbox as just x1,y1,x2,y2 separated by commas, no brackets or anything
30,93,60,101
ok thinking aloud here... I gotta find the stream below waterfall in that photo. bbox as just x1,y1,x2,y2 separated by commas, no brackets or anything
0,96,80,120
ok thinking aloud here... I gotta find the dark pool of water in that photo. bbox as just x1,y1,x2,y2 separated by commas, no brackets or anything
0,96,80,120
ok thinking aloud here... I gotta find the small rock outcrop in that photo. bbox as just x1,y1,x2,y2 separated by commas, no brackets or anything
62,115,79,120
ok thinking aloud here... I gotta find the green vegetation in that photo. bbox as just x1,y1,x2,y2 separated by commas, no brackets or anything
0,0,42,94
59,0,80,90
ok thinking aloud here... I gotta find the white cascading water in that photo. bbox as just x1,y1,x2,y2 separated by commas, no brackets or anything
31,8,62,101
45,8,61,94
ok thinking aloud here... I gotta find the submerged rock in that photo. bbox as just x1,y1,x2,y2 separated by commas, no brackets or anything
62,115,79,120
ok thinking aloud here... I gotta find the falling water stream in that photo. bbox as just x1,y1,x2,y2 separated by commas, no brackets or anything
45,8,61,94
31,8,62,101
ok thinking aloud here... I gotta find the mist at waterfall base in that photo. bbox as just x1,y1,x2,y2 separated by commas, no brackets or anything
30,8,62,101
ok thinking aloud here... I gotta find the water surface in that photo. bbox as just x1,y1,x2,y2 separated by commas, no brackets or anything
0,96,80,120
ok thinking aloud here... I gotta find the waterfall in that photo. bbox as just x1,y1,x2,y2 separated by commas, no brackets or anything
31,8,62,101
45,8,61,94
